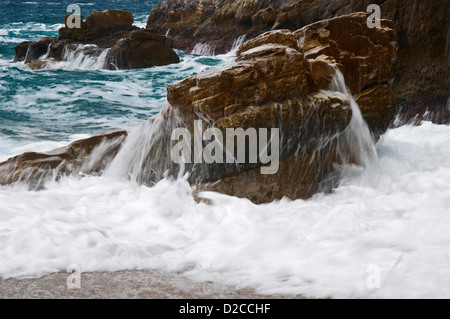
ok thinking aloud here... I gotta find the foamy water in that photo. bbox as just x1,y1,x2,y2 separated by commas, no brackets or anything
1,122,449,299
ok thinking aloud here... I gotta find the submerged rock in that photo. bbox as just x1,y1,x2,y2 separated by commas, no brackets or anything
14,10,179,70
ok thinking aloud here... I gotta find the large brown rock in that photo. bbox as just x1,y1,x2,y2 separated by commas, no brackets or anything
59,9,133,42
15,10,179,70
106,29,180,69
0,131,127,188
161,14,398,202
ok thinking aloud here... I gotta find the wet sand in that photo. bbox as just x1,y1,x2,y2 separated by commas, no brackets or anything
0,270,302,299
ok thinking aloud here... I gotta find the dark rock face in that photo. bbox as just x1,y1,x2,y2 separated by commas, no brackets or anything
146,0,353,53
147,0,449,124
0,131,127,188
106,29,180,69
351,0,450,123
14,10,179,70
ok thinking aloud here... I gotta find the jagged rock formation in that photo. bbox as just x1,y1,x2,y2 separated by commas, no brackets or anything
14,10,179,70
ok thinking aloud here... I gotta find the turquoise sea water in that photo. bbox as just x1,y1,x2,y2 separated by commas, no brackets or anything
0,0,225,145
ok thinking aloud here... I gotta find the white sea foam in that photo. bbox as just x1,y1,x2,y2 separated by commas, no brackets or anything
0,122,449,298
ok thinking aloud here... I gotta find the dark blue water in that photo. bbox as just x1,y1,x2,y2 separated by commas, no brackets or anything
0,0,226,147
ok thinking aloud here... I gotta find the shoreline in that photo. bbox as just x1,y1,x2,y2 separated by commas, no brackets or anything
0,270,304,299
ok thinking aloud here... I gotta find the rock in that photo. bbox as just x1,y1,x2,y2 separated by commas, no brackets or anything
355,84,397,139
14,37,57,62
0,131,127,188
350,0,450,122
85,9,133,40
147,0,354,53
161,14,397,202
14,10,179,70
146,0,229,52
394,97,450,126
196,154,321,204
106,29,180,70
59,9,133,42
236,29,300,56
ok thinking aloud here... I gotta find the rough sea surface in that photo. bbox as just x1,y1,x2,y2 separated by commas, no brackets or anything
1,0,450,299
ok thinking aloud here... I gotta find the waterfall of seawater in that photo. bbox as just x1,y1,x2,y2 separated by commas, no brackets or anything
329,67,380,179
25,44,111,70
62,45,110,70
105,107,185,184
191,35,246,56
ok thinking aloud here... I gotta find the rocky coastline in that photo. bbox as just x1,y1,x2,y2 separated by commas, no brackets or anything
147,0,449,125
4,1,448,203
3,9,402,203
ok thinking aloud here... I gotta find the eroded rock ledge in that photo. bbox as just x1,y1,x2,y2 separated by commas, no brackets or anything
14,9,180,70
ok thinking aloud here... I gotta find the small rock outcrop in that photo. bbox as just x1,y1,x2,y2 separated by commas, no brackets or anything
14,10,179,70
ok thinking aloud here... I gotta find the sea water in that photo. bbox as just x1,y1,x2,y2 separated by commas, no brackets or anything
1,0,450,299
